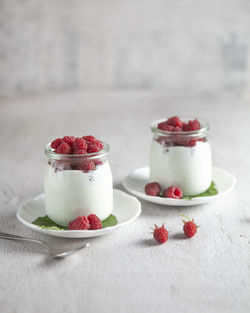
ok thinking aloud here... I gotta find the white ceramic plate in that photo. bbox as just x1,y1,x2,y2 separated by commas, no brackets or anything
122,166,236,206
17,189,141,238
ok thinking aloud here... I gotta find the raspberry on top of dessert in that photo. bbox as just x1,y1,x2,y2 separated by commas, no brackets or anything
157,116,201,132
156,116,204,147
51,135,103,155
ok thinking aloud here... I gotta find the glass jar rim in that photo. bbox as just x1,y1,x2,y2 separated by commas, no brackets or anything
45,141,110,160
151,118,209,138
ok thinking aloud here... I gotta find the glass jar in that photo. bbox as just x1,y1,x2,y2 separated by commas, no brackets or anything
44,142,113,226
149,118,212,196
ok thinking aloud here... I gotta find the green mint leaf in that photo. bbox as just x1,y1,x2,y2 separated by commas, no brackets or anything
183,181,218,200
32,215,67,230
102,214,118,228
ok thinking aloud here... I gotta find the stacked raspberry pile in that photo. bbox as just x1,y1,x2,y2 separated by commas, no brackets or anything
157,116,203,147
51,135,103,154
50,135,104,173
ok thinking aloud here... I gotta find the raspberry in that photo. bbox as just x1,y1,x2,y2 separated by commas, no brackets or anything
76,161,96,172
68,216,90,230
188,139,198,147
158,122,175,131
51,138,62,150
153,224,168,244
87,142,103,153
182,124,191,131
83,135,98,144
183,218,198,238
183,118,200,131
173,126,182,132
56,142,72,154
145,182,161,196
190,119,201,130
73,138,87,154
75,149,87,155
163,186,183,199
62,136,75,147
94,159,103,166
166,116,182,128
88,214,102,230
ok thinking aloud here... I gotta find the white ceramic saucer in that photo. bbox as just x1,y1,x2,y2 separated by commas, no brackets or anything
17,189,141,238
122,166,236,206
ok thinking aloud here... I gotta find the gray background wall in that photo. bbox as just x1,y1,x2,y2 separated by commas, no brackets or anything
0,0,250,96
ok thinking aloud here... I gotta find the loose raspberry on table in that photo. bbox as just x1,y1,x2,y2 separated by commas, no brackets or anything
51,138,62,150
87,142,103,153
73,137,87,154
153,224,169,244
163,186,183,199
166,116,183,128
56,142,72,154
145,182,161,196
76,161,96,172
88,214,102,230
62,136,75,147
183,218,198,238
68,216,90,230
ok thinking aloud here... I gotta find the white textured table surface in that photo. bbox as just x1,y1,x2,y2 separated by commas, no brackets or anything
0,90,249,313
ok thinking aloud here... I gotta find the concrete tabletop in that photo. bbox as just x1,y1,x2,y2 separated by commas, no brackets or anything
0,90,249,313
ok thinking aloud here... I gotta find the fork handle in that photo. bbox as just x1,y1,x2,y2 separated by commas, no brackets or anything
0,231,44,246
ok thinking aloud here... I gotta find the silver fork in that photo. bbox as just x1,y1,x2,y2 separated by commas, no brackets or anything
0,231,89,258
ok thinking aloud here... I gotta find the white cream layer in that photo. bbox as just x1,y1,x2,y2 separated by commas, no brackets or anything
44,162,113,226
149,140,212,196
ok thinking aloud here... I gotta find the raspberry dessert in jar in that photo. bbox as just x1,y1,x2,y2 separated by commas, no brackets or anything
149,116,212,196
44,136,113,226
